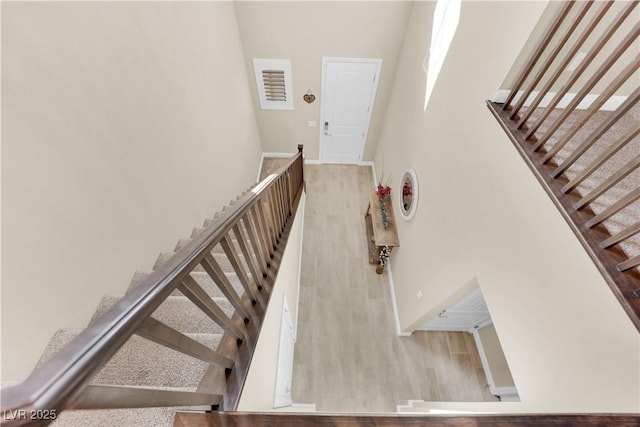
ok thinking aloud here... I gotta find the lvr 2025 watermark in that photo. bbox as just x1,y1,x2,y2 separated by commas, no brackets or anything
3,409,58,421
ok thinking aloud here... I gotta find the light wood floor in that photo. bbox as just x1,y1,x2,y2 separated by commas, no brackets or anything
290,163,497,412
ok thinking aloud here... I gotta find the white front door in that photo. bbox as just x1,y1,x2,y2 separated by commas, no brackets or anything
419,288,492,332
320,58,382,164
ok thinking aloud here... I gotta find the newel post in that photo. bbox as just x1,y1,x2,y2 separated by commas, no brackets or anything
297,144,304,187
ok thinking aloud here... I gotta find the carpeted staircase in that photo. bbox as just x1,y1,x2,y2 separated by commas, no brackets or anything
32,192,259,426
526,103,640,270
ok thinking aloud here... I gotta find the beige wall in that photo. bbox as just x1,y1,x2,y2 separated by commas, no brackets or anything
375,1,639,413
234,1,412,161
1,2,262,381
238,192,305,411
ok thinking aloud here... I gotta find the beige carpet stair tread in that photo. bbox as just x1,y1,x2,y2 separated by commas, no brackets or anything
35,329,85,370
126,271,245,298
174,238,192,252
188,271,245,297
190,227,205,238
526,104,640,265
51,406,177,427
37,329,222,389
126,270,149,294
210,251,251,273
203,217,249,230
154,252,204,272
90,295,234,335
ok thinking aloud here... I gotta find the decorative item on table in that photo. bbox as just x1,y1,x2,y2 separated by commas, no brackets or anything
380,200,389,229
376,169,392,201
376,183,391,199
376,245,392,274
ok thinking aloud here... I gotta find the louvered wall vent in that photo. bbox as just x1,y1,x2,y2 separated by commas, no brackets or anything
253,59,294,110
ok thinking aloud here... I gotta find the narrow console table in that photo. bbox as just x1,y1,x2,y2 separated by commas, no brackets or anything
364,191,400,274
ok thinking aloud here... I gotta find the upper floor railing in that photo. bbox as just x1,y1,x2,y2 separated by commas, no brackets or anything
487,0,639,330
0,146,305,425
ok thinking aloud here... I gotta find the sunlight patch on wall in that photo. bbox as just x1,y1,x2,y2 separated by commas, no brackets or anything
423,0,461,111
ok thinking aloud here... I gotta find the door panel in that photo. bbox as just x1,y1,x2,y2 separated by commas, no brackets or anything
419,288,492,332
321,59,381,164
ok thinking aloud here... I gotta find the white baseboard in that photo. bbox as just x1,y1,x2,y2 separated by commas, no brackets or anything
294,192,306,342
490,385,519,400
257,154,265,183
304,159,375,166
367,162,407,337
386,262,411,337
367,161,378,189
258,152,296,182
263,152,296,158
492,89,627,112
396,399,425,412
270,403,316,412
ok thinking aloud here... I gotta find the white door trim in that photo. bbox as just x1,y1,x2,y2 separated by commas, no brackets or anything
319,57,382,164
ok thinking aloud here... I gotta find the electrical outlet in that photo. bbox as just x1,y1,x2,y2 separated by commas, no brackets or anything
307,121,317,127
417,290,423,300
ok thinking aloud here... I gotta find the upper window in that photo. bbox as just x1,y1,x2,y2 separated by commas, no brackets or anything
253,59,294,110
423,0,461,110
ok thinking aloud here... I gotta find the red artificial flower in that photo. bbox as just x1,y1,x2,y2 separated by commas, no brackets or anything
377,183,391,197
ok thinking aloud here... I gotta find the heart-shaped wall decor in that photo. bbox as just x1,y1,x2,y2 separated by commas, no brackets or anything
303,92,316,104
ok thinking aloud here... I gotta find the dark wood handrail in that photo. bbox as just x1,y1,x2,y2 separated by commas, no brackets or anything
1,146,305,425
174,411,640,427
488,0,640,330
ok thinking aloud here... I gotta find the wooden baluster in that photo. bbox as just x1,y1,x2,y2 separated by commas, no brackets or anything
526,3,639,142
586,188,640,229
295,157,302,193
501,1,574,112
179,275,246,342
201,253,252,321
509,1,594,122
279,175,289,223
247,209,272,272
251,202,275,262
516,1,608,128
283,174,291,218
575,155,640,210
562,125,640,193
267,185,282,242
136,317,234,369
241,211,270,274
285,170,293,215
600,222,640,249
542,55,640,162
551,89,640,178
232,223,267,293
297,145,305,187
76,385,222,409
221,234,259,304
273,179,286,235
617,255,640,273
